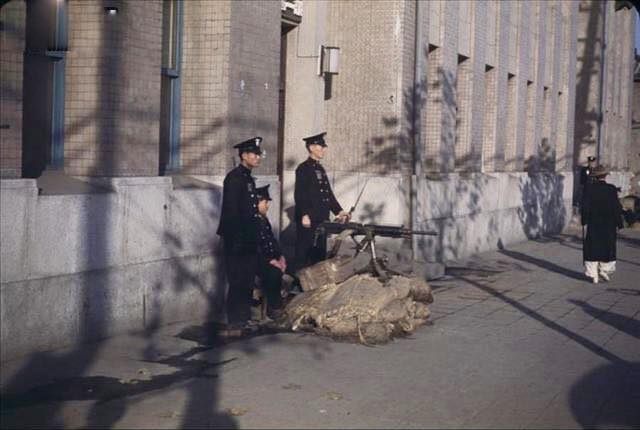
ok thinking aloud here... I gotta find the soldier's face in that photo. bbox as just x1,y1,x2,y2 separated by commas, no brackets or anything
258,199,269,215
309,144,326,159
242,152,261,168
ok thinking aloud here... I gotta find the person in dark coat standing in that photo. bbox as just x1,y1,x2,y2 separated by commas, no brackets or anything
254,184,286,318
577,156,597,209
294,132,349,270
580,165,624,284
217,137,263,328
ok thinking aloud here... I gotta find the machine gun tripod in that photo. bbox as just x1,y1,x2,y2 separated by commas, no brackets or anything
313,221,438,282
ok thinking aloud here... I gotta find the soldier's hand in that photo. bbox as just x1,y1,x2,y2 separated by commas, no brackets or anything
269,259,281,270
279,256,287,273
337,211,350,224
302,214,311,228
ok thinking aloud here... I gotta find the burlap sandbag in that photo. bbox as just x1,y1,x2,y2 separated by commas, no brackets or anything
278,274,433,344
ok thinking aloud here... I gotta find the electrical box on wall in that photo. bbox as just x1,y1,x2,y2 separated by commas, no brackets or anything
318,45,340,76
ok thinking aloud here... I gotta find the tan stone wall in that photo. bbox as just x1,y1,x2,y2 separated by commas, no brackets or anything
322,0,412,175
228,0,280,176
0,0,25,179
287,0,579,176
65,0,163,176
574,1,635,171
601,4,634,170
632,79,640,174
1,0,633,184
180,0,231,175
281,0,579,176
179,0,280,176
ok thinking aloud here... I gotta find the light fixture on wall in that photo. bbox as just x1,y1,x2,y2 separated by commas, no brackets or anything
318,45,340,76
104,6,118,15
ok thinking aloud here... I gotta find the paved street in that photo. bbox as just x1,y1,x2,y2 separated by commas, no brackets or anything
1,227,639,429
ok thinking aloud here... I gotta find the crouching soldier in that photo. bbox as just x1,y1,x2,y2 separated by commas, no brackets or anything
253,184,286,320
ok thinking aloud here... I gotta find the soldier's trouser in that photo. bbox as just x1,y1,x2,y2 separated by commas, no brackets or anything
257,262,283,311
295,224,327,271
225,253,258,325
584,260,616,281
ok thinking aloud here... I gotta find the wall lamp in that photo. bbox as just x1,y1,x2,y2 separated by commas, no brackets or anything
104,6,118,15
318,45,340,76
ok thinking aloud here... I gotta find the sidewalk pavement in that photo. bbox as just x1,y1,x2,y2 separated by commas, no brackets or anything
1,227,638,429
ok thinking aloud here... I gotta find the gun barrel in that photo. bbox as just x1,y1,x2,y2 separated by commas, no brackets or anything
408,230,439,236
364,224,438,237
317,222,438,237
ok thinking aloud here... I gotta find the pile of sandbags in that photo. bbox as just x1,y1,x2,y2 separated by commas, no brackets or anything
276,273,434,344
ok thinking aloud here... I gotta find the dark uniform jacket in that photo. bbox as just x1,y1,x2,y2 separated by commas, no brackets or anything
294,158,342,227
579,166,594,186
217,164,260,254
257,215,282,261
581,180,623,262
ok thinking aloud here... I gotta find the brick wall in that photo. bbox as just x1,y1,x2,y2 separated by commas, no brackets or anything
574,1,635,171
324,0,410,175
632,79,640,174
180,0,231,176
228,0,280,176
602,6,634,171
0,0,25,179
65,0,162,177
2,0,632,181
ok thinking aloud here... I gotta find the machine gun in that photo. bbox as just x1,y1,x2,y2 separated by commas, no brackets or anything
313,221,438,282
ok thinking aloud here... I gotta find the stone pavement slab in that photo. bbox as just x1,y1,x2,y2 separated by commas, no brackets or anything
1,228,638,429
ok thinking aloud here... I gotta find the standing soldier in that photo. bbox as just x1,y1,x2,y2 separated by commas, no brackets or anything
578,155,597,207
217,137,263,329
294,132,350,270
580,165,624,283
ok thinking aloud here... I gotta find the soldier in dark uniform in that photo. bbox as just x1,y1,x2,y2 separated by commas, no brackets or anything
254,184,286,318
216,137,263,328
577,156,597,208
580,165,624,283
294,132,349,270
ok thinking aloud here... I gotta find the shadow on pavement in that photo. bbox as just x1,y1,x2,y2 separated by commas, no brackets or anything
568,300,640,341
569,361,640,428
496,246,587,282
568,301,640,428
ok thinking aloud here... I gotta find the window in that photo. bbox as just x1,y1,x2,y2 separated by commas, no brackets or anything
22,0,67,177
159,0,183,175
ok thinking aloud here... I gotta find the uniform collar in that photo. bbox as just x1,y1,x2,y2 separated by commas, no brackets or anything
238,164,252,175
307,157,321,166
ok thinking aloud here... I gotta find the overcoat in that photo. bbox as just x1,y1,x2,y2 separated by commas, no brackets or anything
216,164,260,254
294,158,342,225
294,157,343,267
216,163,261,324
581,180,623,262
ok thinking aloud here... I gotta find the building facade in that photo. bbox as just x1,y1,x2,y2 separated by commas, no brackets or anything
632,52,640,177
0,0,636,361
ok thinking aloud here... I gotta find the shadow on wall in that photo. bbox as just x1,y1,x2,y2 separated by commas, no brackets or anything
519,141,567,239
572,2,602,205
282,48,489,265
0,5,122,425
1,3,281,427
